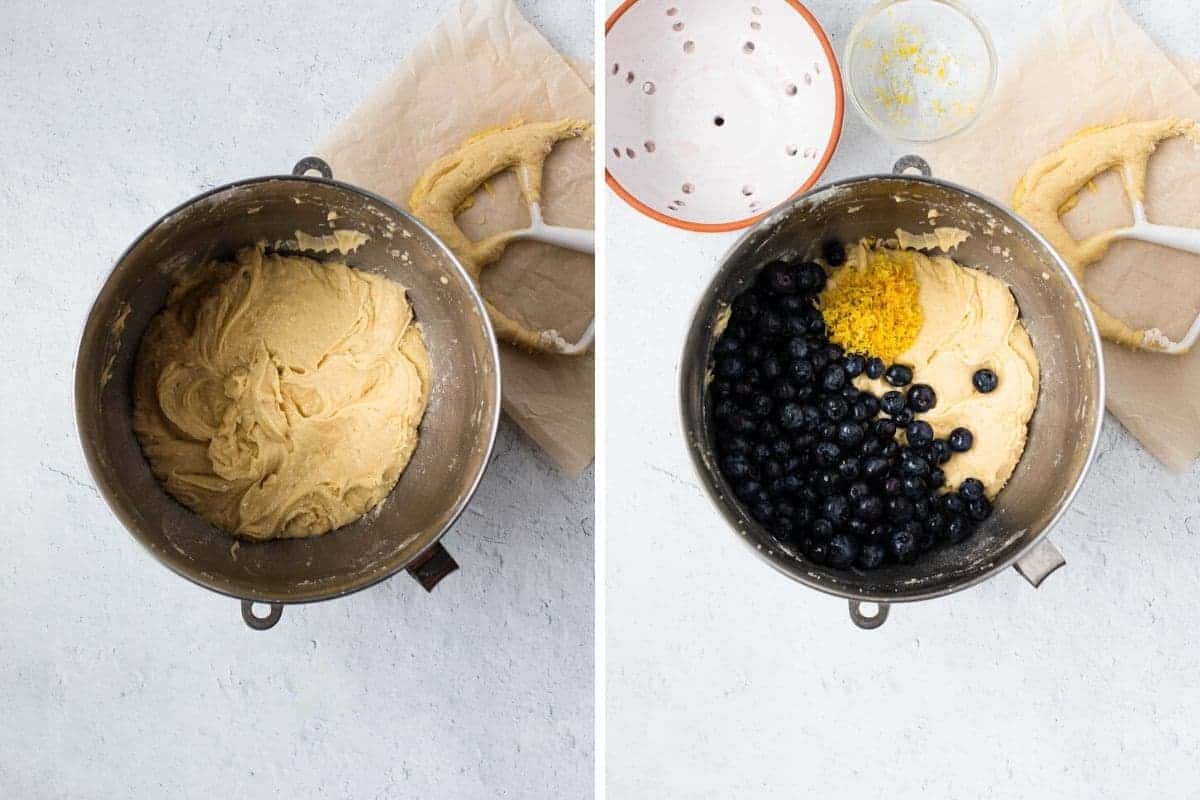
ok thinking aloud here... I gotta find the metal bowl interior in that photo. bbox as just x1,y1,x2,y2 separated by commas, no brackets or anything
681,175,1105,603
75,175,501,604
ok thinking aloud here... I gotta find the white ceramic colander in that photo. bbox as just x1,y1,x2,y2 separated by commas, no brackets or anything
605,0,844,232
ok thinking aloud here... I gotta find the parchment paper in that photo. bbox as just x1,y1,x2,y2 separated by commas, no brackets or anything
319,0,595,476
922,0,1200,471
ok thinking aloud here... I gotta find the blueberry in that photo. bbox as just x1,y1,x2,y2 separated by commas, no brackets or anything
822,396,849,421
781,474,803,495
925,512,947,537
836,422,865,447
751,443,771,463
882,476,903,496
857,543,886,570
881,441,900,459
751,501,775,522
809,349,829,371
796,262,826,293
843,354,866,378
929,440,952,464
825,343,845,361
814,470,841,495
745,343,765,363
849,402,870,423
827,533,860,569
884,364,914,387
907,384,937,413
865,357,886,380
855,495,885,521
736,480,763,501
716,355,746,379
838,456,861,480
861,395,880,419
777,402,805,430
906,420,934,448
785,337,809,360
944,516,971,543
730,414,758,435
887,496,915,522
848,481,872,501
821,239,847,267
892,408,914,426
789,360,815,384
762,460,783,480
889,525,918,561
721,436,752,457
948,428,974,452
814,441,841,466
928,467,946,489
862,456,889,481
750,395,773,418
873,418,898,439
901,475,927,499
817,422,837,441
900,451,930,477
711,379,733,398
968,497,993,522
822,364,847,392
811,518,834,540
770,439,791,458
880,391,906,416
801,406,822,431
772,381,797,402
959,478,985,502
847,518,872,538
722,453,753,479
941,493,966,516
823,496,850,524
860,438,883,457
760,261,799,294
761,356,783,380
866,524,889,544
758,311,784,338
973,368,998,393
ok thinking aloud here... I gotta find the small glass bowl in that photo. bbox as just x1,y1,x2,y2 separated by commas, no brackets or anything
844,0,997,142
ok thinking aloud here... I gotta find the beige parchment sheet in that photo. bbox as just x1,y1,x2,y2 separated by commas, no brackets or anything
319,0,595,476
922,0,1200,471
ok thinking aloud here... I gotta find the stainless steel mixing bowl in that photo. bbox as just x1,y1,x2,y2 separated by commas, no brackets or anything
680,157,1105,628
76,157,501,630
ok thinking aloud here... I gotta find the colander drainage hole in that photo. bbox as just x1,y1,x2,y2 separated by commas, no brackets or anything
714,116,725,127
250,603,271,618
858,602,880,619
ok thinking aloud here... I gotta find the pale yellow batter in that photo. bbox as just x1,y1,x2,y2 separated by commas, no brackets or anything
1013,117,1200,352
855,244,1041,498
133,247,431,540
409,118,592,354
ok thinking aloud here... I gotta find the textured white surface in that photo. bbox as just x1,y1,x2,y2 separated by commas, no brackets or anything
0,1,593,798
606,1,1200,797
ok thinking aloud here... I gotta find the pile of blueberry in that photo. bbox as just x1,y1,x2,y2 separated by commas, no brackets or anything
708,256,993,571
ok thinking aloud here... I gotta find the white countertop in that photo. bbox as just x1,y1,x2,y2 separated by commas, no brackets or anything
0,1,593,798
605,0,1200,797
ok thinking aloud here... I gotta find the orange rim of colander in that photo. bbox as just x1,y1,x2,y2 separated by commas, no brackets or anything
604,0,845,234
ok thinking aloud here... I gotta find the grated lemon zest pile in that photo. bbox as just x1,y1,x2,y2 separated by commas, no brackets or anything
818,244,923,362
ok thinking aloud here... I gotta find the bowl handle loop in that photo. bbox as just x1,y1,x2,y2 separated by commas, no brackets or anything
848,600,890,630
241,601,284,631
292,156,333,179
406,542,459,592
1013,539,1066,588
892,155,932,178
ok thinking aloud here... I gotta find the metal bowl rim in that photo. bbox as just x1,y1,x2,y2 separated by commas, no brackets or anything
74,172,503,605
678,171,1107,604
